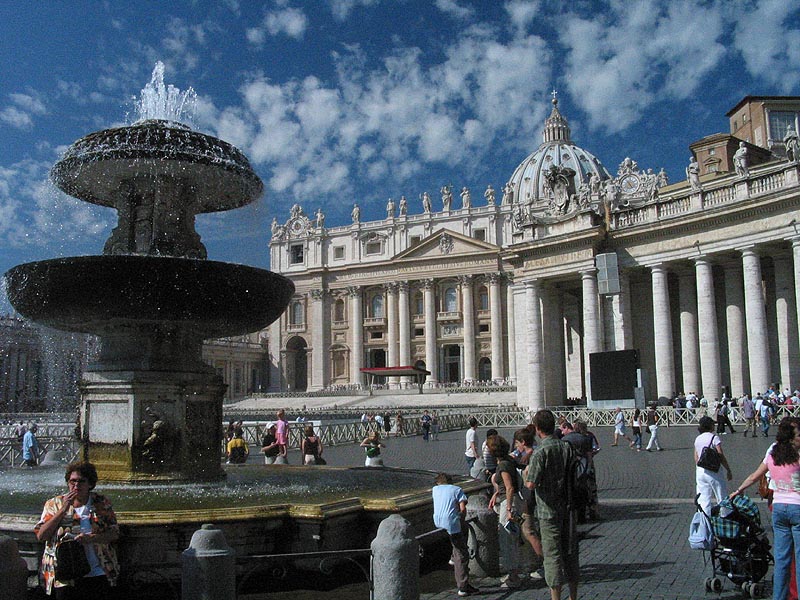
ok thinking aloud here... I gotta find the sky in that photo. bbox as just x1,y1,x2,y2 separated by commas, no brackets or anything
1,0,799,310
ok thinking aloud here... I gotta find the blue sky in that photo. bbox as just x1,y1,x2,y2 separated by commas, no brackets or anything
1,0,799,307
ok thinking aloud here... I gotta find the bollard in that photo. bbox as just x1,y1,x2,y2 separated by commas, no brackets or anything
0,535,28,600
182,523,236,600
466,492,499,577
370,514,419,600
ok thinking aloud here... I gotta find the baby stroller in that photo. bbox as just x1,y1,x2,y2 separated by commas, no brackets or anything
699,494,773,597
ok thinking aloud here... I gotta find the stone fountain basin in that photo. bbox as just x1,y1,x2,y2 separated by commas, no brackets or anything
4,255,294,338
0,465,488,589
50,119,263,212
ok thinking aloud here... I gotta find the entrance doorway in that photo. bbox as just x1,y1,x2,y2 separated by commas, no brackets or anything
443,345,461,383
368,348,387,368
285,336,308,391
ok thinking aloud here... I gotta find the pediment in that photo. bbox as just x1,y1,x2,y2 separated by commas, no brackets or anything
394,229,499,261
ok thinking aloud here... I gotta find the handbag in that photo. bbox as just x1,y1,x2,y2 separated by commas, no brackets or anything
758,474,773,501
54,537,91,581
697,437,721,472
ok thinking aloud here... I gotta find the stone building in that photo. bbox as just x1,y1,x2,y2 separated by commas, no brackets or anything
266,95,800,410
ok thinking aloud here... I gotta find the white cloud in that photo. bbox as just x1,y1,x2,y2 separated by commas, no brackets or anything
435,0,474,20
558,0,726,133
0,91,47,129
10,93,46,115
266,8,308,39
327,0,380,21
0,107,34,129
505,0,540,36
733,0,800,93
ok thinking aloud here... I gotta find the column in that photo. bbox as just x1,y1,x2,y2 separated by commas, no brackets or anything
460,275,476,382
774,255,799,390
793,240,800,374
724,264,748,396
525,280,544,412
310,289,328,391
742,247,771,395
422,279,438,385
695,257,721,402
267,320,282,392
678,271,701,396
542,284,566,403
398,282,411,365
385,283,399,387
506,277,517,384
651,264,676,401
348,286,363,387
581,269,601,402
488,273,505,382
611,271,633,350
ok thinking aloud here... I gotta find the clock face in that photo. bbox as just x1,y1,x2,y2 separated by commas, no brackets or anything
619,174,641,194
290,219,305,234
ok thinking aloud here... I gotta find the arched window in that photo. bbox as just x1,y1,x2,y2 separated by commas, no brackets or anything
413,291,424,316
479,287,489,311
290,301,304,325
478,357,492,381
444,287,457,312
334,298,345,322
371,294,384,318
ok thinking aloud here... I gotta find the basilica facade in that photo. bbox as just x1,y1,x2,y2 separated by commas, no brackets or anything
267,96,800,410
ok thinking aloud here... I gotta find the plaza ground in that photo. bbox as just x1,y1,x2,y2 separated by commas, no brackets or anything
251,422,776,600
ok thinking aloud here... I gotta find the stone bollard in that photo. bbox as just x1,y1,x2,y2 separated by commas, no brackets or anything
182,523,236,600
370,514,419,600
0,535,28,600
466,492,499,577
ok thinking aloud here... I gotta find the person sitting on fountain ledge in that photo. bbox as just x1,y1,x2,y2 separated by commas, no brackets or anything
226,430,249,464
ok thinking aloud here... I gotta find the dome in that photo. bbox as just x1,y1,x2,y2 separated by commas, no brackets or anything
505,96,610,210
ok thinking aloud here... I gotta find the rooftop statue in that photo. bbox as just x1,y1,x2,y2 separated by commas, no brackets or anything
386,198,395,218
421,191,432,213
686,156,701,191
441,184,453,211
733,142,749,178
785,125,799,162
484,184,496,205
460,186,471,209
351,203,361,223
399,195,408,216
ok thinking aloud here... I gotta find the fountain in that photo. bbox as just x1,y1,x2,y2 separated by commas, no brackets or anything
1,64,483,591
5,63,293,482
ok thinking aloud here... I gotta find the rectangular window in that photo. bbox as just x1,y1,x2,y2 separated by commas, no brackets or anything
410,236,421,247
708,148,715,155
365,241,382,255
479,324,489,334
414,328,424,337
289,244,304,264
333,246,345,260
370,331,383,340
473,229,486,241
769,111,797,141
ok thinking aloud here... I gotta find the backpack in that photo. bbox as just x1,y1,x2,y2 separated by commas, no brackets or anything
689,511,714,550
565,451,591,513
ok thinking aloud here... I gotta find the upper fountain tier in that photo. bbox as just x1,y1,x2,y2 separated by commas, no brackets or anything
50,119,263,213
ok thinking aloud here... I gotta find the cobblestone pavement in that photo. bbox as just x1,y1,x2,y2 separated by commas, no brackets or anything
257,422,778,600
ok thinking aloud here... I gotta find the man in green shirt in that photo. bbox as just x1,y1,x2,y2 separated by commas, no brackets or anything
525,409,579,600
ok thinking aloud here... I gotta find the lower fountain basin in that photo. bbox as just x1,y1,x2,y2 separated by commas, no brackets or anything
4,255,294,338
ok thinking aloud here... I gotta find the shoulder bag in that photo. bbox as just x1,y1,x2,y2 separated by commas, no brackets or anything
696,436,721,472
54,537,91,581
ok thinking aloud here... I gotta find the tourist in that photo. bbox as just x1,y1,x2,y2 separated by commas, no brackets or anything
15,420,27,442
431,411,440,440
225,419,236,443
731,417,800,600
611,407,632,447
395,411,405,437
360,431,385,466
488,435,524,588
741,394,756,437
22,423,40,467
525,409,579,600
226,429,249,464
301,425,324,465
574,421,601,521
261,422,281,464
759,395,774,437
420,410,432,441
382,412,392,435
34,461,120,597
694,416,733,515
716,398,736,434
464,417,479,474
276,409,289,461
645,404,662,451
432,472,478,597
481,428,499,482
513,428,543,578
630,408,643,451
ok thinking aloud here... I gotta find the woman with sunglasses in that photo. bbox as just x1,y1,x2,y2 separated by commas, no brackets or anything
34,461,120,598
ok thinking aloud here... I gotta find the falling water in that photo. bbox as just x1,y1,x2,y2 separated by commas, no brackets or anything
133,61,196,125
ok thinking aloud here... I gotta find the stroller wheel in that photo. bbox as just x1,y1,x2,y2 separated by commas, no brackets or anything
749,582,763,598
704,577,712,592
711,577,723,593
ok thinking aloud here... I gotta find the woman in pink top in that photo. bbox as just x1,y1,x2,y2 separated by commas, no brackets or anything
732,417,800,600
275,409,289,461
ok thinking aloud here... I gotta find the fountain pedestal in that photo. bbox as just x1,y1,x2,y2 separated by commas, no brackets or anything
80,369,225,482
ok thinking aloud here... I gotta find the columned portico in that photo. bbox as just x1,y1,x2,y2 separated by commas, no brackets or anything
695,257,721,401
678,271,700,396
581,269,601,402
741,247,771,394
460,275,476,382
525,279,543,411
422,279,438,385
488,273,504,381
348,286,363,386
651,264,675,401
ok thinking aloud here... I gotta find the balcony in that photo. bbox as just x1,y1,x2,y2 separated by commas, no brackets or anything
363,317,386,327
332,320,348,330
287,323,306,333
437,311,462,322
